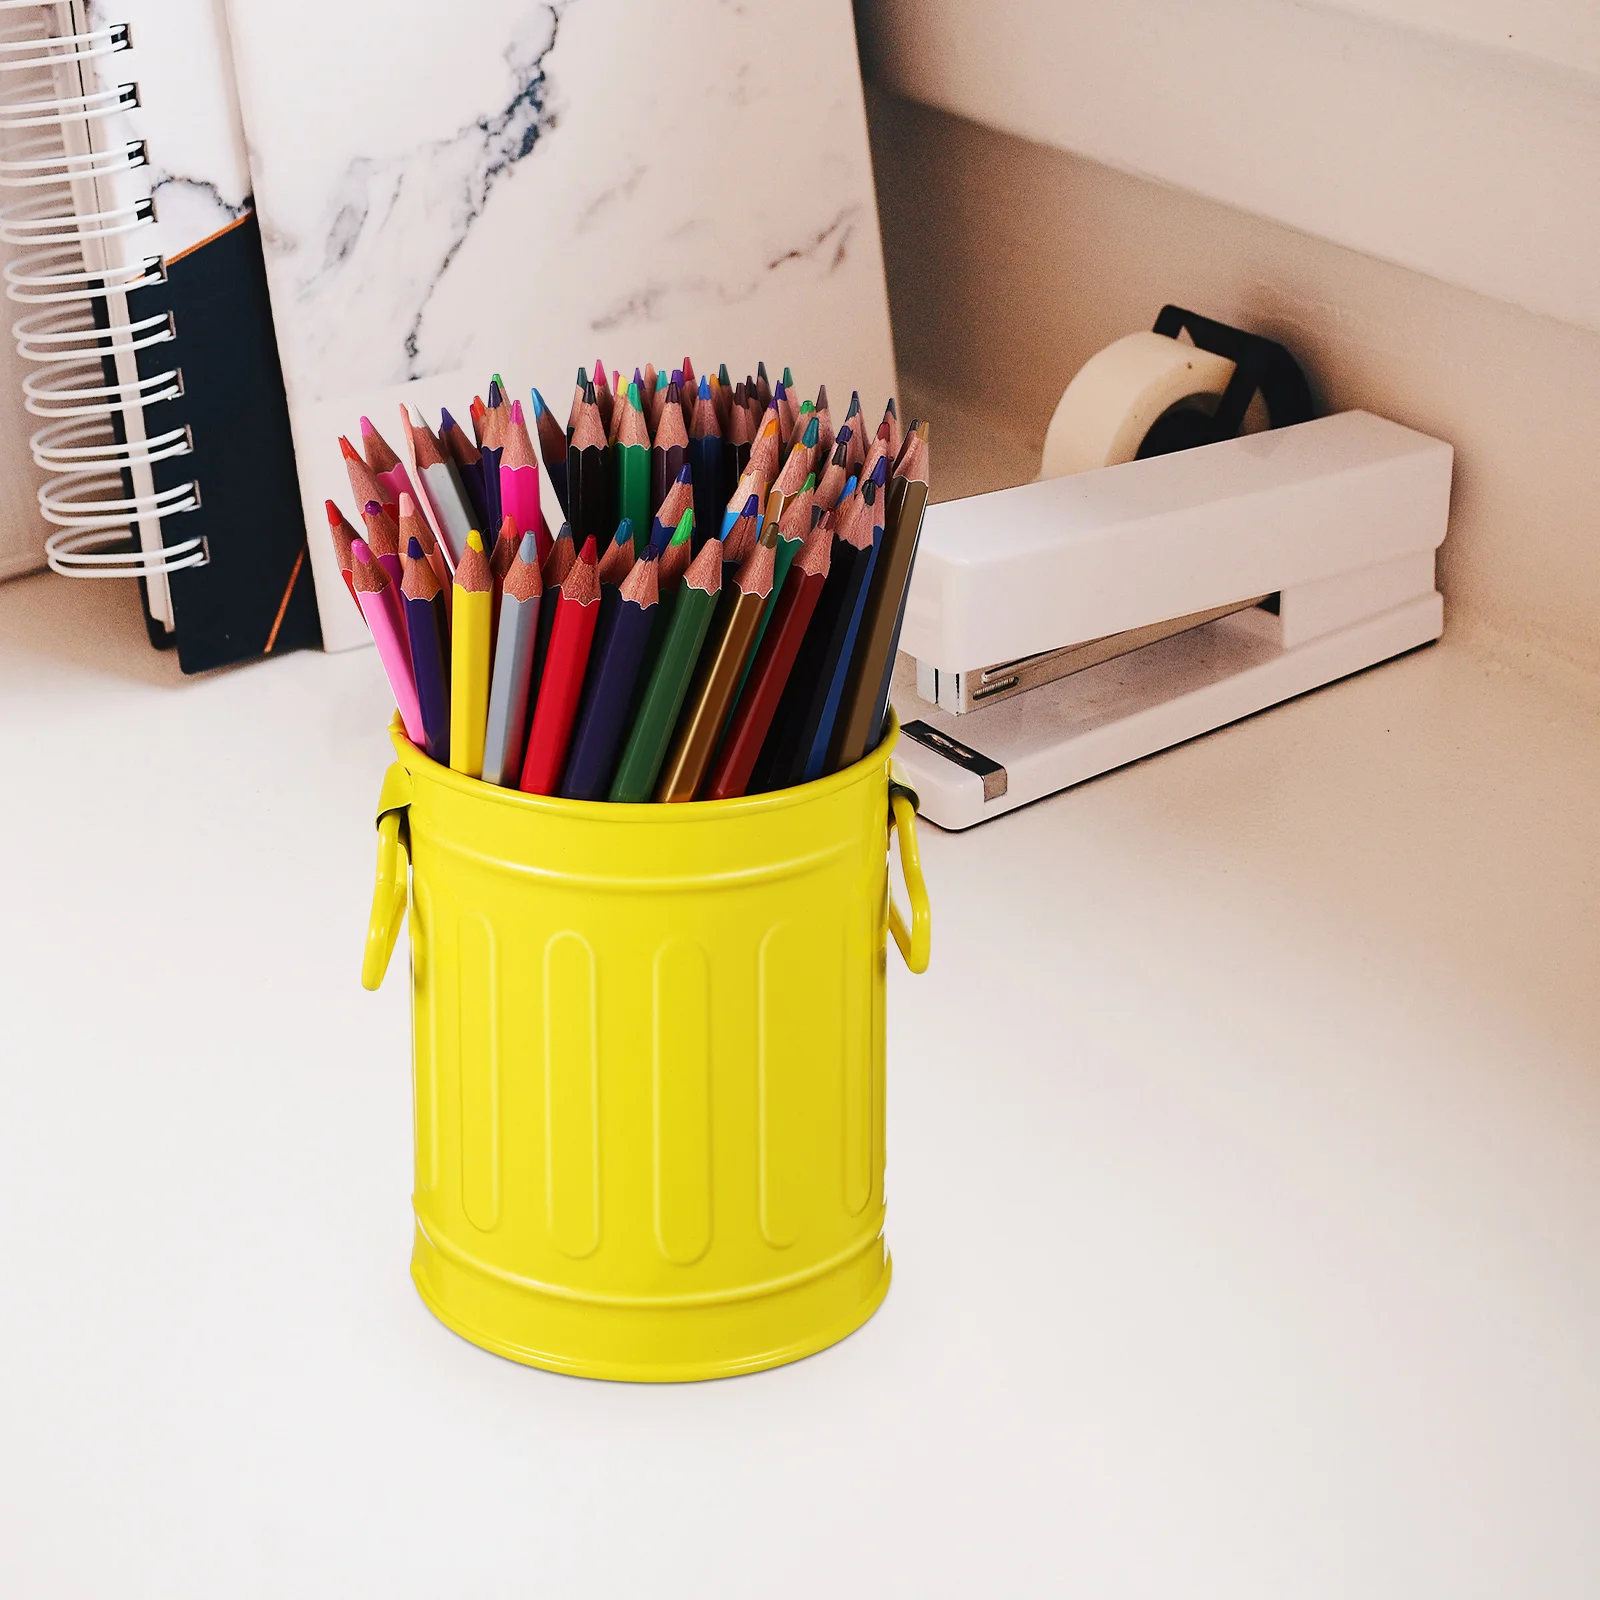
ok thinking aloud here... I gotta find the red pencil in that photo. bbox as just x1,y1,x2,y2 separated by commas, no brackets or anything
702,516,833,800
518,537,602,794
324,500,361,613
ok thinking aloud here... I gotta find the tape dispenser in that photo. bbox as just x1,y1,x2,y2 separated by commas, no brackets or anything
892,307,1452,830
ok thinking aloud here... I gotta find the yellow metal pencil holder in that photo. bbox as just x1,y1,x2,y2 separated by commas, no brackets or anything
362,714,930,1382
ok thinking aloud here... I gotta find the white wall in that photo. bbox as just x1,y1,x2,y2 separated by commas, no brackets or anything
858,0,1600,336
865,89,1600,682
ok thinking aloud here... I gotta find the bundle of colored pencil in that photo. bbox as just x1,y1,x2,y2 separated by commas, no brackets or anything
328,361,929,803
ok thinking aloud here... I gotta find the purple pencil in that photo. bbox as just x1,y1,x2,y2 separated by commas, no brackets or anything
401,536,451,762
559,553,661,800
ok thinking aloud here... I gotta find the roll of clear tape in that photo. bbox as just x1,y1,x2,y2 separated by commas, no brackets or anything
1039,330,1267,479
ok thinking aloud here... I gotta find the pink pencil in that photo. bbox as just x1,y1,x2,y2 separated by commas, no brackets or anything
361,414,418,510
500,399,548,563
351,538,425,744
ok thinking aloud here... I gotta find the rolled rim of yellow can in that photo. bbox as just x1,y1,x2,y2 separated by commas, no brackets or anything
384,709,902,821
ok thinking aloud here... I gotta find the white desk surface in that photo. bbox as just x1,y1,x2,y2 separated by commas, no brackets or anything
4,570,1599,1598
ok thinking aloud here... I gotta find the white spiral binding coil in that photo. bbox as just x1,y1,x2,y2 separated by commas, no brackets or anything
0,1,202,606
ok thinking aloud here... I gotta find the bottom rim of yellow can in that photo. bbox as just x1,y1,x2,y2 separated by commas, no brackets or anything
410,1224,893,1383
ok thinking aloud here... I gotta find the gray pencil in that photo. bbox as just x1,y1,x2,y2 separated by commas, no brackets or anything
480,532,543,786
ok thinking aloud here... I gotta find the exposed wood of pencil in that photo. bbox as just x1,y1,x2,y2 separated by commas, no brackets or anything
597,527,636,586
325,501,359,607
341,436,385,515
360,416,402,475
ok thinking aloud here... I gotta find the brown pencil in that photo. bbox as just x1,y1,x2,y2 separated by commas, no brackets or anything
829,425,930,768
702,517,832,801
655,531,777,801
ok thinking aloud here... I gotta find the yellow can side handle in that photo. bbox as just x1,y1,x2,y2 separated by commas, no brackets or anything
888,789,931,974
363,808,409,991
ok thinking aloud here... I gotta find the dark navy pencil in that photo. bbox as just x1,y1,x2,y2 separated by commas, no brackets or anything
560,552,661,800
687,375,723,554
401,536,451,763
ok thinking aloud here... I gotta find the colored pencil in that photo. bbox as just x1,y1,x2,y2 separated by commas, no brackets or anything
476,379,507,533
657,505,695,587
802,467,887,781
351,538,426,747
814,429,850,511
770,414,816,507
641,362,662,434
397,490,451,617
591,358,614,436
649,465,694,556
440,407,490,533
527,524,577,729
500,398,548,561
841,394,865,477
770,379,792,450
361,414,416,510
650,381,689,527
737,475,814,696
722,463,769,539
469,394,487,446
565,365,587,442
747,412,781,491
678,355,696,423
324,500,360,613
656,532,776,801
528,387,569,519
834,423,930,765
599,518,636,586
401,406,474,569
878,396,900,466
754,360,772,411
401,536,451,763
608,537,722,802
566,385,610,550
481,531,542,787
687,375,723,551
340,435,389,521
703,515,832,801
560,551,660,800
727,381,754,481
359,499,405,594
812,384,833,460
449,529,493,778
489,512,520,640
615,380,652,551
749,475,881,793
721,494,761,584
519,537,601,794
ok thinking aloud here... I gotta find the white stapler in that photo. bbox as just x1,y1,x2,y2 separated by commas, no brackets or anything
890,309,1453,830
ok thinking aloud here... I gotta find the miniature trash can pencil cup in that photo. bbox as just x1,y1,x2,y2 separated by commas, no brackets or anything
361,713,931,1381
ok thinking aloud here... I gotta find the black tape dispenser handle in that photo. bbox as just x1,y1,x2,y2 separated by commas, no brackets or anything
1137,306,1315,459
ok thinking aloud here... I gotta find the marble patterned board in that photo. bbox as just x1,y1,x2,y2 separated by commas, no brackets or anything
222,0,899,650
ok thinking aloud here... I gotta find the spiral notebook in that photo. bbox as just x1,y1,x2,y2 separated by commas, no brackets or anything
0,0,319,672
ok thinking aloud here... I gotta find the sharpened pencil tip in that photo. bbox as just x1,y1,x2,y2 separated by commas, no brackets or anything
467,528,485,554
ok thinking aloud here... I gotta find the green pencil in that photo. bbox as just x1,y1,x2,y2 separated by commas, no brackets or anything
734,474,815,704
608,537,724,802
617,380,651,553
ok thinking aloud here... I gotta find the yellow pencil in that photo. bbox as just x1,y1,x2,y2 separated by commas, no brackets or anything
450,528,493,776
